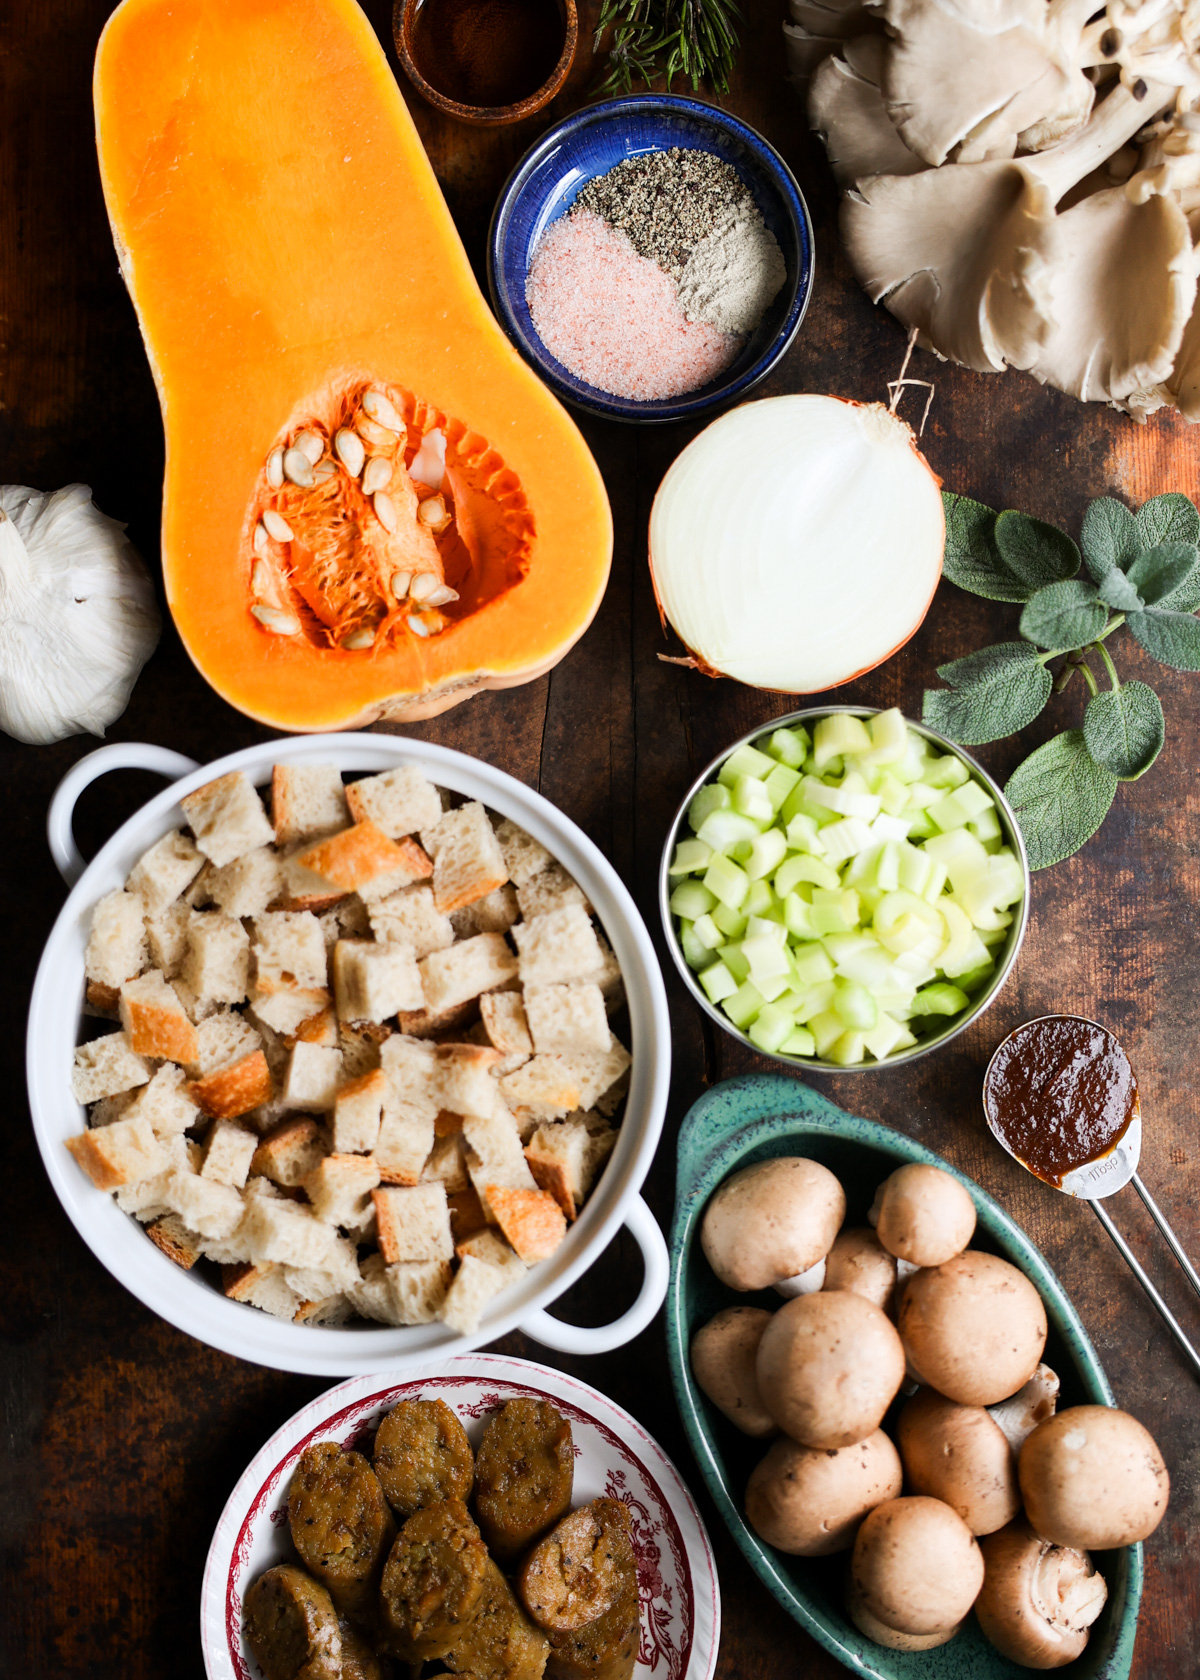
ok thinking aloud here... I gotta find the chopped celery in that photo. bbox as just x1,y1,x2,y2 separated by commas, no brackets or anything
842,844,884,890
732,774,774,824
780,1026,817,1056
678,920,710,969
919,860,950,904
823,931,877,966
929,782,991,831
809,1009,846,1057
782,892,817,939
891,733,930,784
743,932,792,986
791,942,835,985
874,840,902,893
744,878,776,917
938,899,975,973
903,780,941,810
896,842,934,896
703,852,750,910
836,944,898,990
954,960,996,991
748,1003,798,1053
924,752,970,790
699,960,738,1004
669,880,717,920
863,1014,914,1059
712,903,747,939
923,828,990,892
969,808,1003,843
783,812,826,855
688,782,730,833
697,809,762,852
756,971,795,1002
819,817,875,864
833,978,878,1030
745,914,787,944
906,808,936,841
765,725,809,767
877,771,910,816
776,852,841,895
722,944,751,982
828,1030,867,1066
811,887,860,936
718,743,776,786
910,981,969,1016
942,928,991,979
860,707,908,766
814,713,872,769
692,913,724,951
669,837,714,876
723,981,765,1029
744,827,789,881
764,763,802,811
794,982,836,1022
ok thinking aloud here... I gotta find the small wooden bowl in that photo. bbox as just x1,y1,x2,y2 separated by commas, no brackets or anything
393,0,577,127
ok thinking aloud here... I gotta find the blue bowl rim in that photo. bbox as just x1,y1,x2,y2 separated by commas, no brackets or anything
664,1072,1143,1680
486,93,815,425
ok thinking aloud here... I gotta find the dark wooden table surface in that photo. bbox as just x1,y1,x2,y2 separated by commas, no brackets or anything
3,2,1199,1675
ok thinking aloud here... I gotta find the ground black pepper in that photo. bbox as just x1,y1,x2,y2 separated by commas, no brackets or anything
574,147,750,278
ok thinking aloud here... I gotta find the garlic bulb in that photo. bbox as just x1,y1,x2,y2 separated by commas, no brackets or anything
0,483,160,744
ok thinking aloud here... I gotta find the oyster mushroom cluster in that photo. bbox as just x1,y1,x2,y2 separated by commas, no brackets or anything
789,0,1200,418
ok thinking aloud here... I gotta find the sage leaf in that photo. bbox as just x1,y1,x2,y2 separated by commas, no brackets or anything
1125,542,1200,606
1134,492,1200,551
1019,579,1107,650
942,492,1030,602
995,510,1081,589
1157,568,1200,613
1005,731,1117,869
1127,606,1200,671
1083,682,1165,781
923,642,1053,744
1097,568,1143,611
1081,497,1137,581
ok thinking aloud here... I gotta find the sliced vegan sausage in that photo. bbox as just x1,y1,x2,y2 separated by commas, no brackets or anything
474,1399,574,1562
373,1397,475,1519
545,1549,640,1680
243,1564,343,1680
445,1557,551,1680
287,1441,396,1619
379,1497,489,1662
338,1617,387,1680
518,1500,634,1632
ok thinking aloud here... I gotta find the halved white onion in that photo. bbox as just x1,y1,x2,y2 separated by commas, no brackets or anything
648,395,944,692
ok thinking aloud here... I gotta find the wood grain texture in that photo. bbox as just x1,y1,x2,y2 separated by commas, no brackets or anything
0,1,1197,1676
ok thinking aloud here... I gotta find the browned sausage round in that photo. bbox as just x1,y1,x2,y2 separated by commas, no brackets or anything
474,1400,574,1562
243,1564,342,1680
287,1442,396,1619
518,1500,634,1632
545,1551,640,1680
338,1618,387,1680
379,1497,489,1662
445,1558,551,1680
373,1398,475,1519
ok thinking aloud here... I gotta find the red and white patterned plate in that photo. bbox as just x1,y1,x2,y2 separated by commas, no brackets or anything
201,1353,721,1680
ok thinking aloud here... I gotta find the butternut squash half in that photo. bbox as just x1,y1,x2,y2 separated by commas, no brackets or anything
94,0,611,729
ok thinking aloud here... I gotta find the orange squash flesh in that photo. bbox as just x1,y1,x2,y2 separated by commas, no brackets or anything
94,0,611,730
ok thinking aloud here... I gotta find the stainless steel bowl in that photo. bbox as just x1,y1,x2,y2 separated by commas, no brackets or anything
658,706,1031,1072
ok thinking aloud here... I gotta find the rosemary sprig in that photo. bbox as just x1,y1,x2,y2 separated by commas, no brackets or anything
592,0,742,98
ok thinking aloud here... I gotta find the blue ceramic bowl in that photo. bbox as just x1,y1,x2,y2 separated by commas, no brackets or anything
665,1074,1142,1680
487,95,814,424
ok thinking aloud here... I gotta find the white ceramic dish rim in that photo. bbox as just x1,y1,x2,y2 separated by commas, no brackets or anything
199,1352,722,1680
27,734,672,1376
658,705,1032,1072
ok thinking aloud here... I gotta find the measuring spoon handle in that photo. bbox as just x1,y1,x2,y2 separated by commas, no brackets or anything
1091,1199,1200,1382
1130,1174,1200,1301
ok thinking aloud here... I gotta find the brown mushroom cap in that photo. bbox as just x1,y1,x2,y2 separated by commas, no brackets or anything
845,1576,963,1651
691,1306,776,1438
850,1496,985,1636
756,1290,906,1449
975,1519,1108,1668
898,1251,1047,1406
700,1157,845,1292
897,1389,1020,1536
873,1164,977,1268
1019,1406,1169,1550
745,1430,902,1556
823,1226,898,1312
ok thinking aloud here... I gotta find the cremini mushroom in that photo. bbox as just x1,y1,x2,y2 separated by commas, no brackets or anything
898,1251,1047,1407
974,1519,1109,1668
822,1225,898,1311
897,1389,1020,1536
756,1290,906,1449
745,1430,902,1556
845,1577,962,1651
988,1363,1060,1454
691,1306,777,1438
870,1164,976,1268
1019,1406,1170,1549
700,1157,845,1292
849,1496,985,1638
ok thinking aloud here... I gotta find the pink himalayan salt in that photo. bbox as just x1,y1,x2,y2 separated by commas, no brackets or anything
526,209,741,402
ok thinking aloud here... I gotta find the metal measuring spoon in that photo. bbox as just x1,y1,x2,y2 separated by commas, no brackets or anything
983,1014,1200,1379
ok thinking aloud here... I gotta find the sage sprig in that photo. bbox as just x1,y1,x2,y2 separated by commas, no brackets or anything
923,491,1200,869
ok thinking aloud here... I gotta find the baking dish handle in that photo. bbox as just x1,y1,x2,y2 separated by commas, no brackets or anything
519,1195,669,1356
48,741,201,887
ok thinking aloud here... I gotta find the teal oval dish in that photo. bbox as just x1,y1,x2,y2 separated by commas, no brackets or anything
665,1073,1142,1680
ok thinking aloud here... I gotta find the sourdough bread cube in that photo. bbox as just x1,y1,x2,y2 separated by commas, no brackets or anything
525,1118,616,1220
89,1091,135,1128
512,903,604,986
189,1050,273,1120
84,980,121,1017
85,889,148,989
516,862,589,922
183,911,251,1005
524,982,610,1059
356,847,438,907
374,1095,437,1186
567,1035,633,1110
332,1068,387,1153
462,1112,537,1219
66,1113,165,1190
422,1132,470,1193
448,1185,489,1243
183,864,215,908
492,818,552,888
249,984,331,1038
451,885,520,939
294,1294,353,1327
271,763,349,846
253,911,328,992
372,1182,454,1264
487,1185,567,1263
241,1197,337,1268
427,801,509,913
223,1261,301,1320
71,1032,152,1104
347,1252,404,1324
367,884,455,958
189,1009,262,1076
345,765,443,838
119,970,198,1063
126,828,205,917
282,1042,343,1111
296,820,432,894
304,1152,382,1226
456,1225,527,1282
145,898,192,980
295,1008,340,1050
322,895,372,944
251,1117,328,1187
480,990,534,1058
162,1169,244,1239
338,1021,388,1081
497,1056,581,1123
380,1033,438,1103
396,999,478,1039
208,846,284,919
386,1259,453,1324
146,1212,204,1270
440,1254,508,1336
277,848,348,913
201,1120,258,1188
284,1233,361,1299
433,1043,504,1117
125,1063,201,1138
181,771,274,867
333,938,423,1023
114,1137,198,1222
419,932,519,1015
